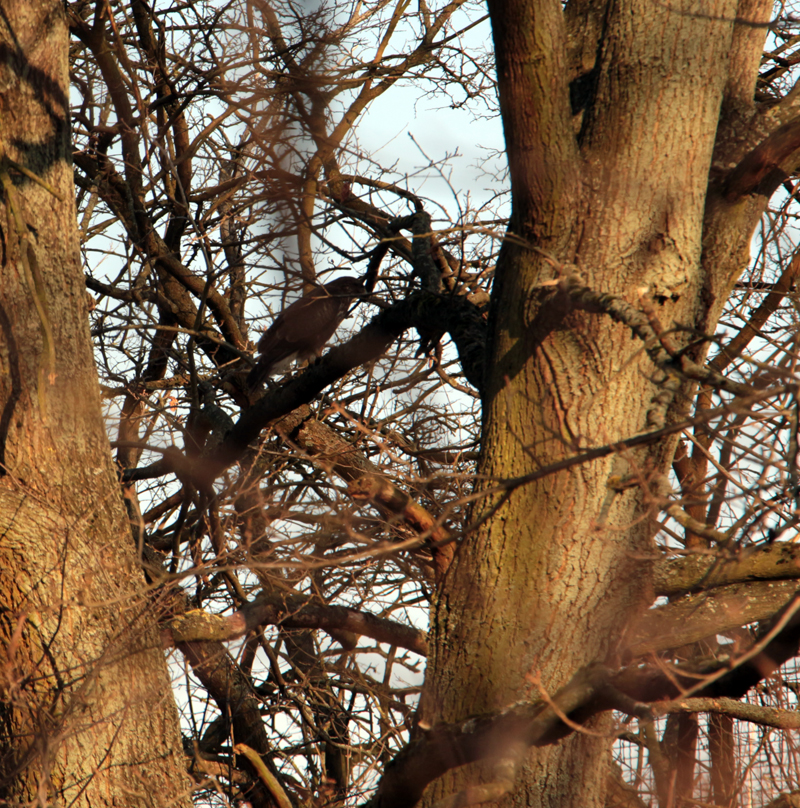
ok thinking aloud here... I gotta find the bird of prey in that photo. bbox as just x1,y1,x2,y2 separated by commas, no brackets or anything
247,276,364,391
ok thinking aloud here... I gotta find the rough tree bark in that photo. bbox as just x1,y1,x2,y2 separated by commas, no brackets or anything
423,1,778,806
0,2,192,805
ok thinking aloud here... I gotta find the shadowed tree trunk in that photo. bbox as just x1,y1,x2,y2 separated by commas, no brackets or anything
0,2,192,805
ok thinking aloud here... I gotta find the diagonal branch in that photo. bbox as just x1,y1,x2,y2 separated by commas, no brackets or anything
276,406,455,581
711,247,800,372
199,291,486,487
180,639,289,808
724,117,800,201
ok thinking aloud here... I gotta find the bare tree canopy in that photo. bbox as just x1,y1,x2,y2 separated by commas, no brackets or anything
7,0,800,807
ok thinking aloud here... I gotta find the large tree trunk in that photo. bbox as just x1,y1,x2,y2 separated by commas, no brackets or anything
0,2,192,805
424,1,773,806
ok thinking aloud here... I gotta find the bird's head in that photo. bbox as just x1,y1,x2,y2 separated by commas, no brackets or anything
321,276,366,298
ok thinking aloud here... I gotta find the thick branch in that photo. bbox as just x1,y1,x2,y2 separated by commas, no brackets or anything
364,664,620,808
629,580,800,656
167,592,429,656
654,543,800,597
725,117,800,201
180,639,289,808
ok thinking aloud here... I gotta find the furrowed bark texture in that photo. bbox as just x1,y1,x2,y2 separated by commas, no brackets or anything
424,1,774,807
0,2,192,805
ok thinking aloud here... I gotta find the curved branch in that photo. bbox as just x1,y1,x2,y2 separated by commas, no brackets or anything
276,406,455,581
540,273,757,397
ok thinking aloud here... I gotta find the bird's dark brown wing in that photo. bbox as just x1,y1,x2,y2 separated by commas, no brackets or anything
247,277,363,391
265,294,344,354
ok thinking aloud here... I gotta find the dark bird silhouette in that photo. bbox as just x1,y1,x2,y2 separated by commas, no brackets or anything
247,276,364,391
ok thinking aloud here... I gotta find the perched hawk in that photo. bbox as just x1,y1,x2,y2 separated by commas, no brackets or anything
247,276,364,391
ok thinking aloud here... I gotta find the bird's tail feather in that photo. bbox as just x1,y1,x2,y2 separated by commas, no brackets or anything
246,359,273,392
